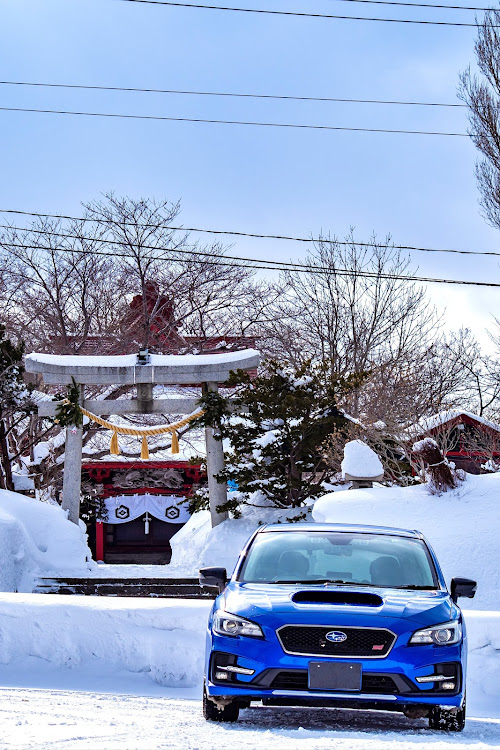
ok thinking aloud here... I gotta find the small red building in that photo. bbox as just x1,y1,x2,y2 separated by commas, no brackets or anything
82,460,204,564
413,409,500,474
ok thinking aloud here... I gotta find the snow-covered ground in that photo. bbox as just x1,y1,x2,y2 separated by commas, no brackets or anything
2,686,499,750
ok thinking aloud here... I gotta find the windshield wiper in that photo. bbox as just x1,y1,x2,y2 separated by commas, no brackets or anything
392,585,438,590
272,579,357,585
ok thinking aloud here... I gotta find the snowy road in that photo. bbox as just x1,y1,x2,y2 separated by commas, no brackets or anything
1,688,499,750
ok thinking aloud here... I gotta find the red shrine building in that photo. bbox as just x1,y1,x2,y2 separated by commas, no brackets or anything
412,409,500,474
75,282,257,564
82,460,204,564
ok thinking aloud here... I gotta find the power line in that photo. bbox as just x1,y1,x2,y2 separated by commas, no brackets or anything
331,0,492,10
0,106,471,136
0,80,466,108
0,225,500,286
116,0,493,27
1,209,498,258
2,238,500,287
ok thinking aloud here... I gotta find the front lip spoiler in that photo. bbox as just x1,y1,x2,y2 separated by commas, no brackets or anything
270,690,397,700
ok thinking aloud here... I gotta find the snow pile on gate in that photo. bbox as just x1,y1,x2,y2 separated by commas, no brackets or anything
0,593,210,689
0,489,92,593
313,471,500,610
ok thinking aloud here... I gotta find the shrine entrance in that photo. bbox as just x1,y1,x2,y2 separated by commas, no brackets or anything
83,459,202,563
26,349,260,553
104,515,184,564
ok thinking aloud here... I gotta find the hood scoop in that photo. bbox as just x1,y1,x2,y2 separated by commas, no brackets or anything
291,590,383,607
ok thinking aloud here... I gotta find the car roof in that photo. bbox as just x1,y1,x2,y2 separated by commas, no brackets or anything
259,523,423,539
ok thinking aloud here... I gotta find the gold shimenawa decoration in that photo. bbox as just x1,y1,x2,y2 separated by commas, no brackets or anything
78,405,205,459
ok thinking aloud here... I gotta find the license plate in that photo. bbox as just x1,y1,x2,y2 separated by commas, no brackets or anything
308,661,362,691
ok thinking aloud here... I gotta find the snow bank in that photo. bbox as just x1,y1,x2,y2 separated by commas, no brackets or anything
0,489,92,593
0,593,211,689
0,593,497,705
313,473,500,610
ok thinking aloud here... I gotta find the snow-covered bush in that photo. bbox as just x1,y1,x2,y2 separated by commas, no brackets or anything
412,436,463,494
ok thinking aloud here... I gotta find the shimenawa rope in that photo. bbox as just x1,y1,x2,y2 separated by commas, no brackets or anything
78,405,205,459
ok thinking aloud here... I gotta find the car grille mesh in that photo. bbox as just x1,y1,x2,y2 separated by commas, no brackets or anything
269,670,400,694
277,626,395,657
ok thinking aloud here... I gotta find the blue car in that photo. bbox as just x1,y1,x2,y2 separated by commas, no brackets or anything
200,523,477,731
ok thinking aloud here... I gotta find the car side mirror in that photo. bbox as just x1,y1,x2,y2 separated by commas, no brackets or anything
199,567,227,593
450,577,477,603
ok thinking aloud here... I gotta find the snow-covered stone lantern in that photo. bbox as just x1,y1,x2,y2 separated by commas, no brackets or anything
342,440,384,489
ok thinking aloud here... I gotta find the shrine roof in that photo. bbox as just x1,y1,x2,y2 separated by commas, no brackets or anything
25,349,260,385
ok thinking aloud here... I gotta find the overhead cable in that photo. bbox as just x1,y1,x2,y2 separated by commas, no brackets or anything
0,80,466,108
0,210,497,258
0,106,471,136
1,238,500,288
115,0,494,27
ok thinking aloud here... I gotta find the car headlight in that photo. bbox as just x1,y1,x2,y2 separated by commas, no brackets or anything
212,610,264,638
409,620,462,646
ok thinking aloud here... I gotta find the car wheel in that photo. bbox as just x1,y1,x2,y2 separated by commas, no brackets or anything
202,683,240,723
429,696,466,732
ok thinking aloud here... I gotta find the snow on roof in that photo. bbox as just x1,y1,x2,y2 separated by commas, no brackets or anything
341,440,384,480
414,409,500,436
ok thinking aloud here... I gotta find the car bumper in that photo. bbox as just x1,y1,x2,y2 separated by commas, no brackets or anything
206,633,465,710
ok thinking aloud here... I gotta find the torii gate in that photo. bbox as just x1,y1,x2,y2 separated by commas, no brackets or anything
25,349,260,528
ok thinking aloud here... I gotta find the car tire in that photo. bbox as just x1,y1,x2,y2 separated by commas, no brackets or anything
428,696,466,732
202,683,240,723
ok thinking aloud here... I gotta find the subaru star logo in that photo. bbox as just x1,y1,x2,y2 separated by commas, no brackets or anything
325,630,348,643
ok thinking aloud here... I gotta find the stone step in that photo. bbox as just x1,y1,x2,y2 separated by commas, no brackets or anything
34,577,218,599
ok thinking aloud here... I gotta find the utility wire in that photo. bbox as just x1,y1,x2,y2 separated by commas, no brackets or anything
115,0,493,27
330,0,493,10
0,106,471,136
2,238,499,287
0,80,466,108
0,209,498,258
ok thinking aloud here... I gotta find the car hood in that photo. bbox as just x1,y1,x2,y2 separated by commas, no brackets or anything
221,582,456,629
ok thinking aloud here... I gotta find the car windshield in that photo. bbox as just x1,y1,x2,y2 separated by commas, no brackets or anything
237,531,439,589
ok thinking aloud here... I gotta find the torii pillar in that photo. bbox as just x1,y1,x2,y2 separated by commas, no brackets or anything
26,349,260,528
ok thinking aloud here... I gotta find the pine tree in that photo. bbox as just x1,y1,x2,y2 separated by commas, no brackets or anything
0,325,35,491
197,360,356,514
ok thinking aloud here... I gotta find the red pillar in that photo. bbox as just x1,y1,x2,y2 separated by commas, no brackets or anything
95,521,104,562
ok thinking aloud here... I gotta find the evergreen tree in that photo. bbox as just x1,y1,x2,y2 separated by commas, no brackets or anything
197,361,357,514
0,325,35,491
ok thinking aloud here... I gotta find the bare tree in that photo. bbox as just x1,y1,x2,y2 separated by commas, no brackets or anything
459,11,500,231
81,193,273,352
264,233,439,379
0,217,121,353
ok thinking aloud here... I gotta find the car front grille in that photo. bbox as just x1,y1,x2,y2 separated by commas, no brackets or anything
269,670,400,694
277,625,395,657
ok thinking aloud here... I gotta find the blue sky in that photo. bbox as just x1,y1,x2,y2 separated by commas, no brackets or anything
1,0,499,346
